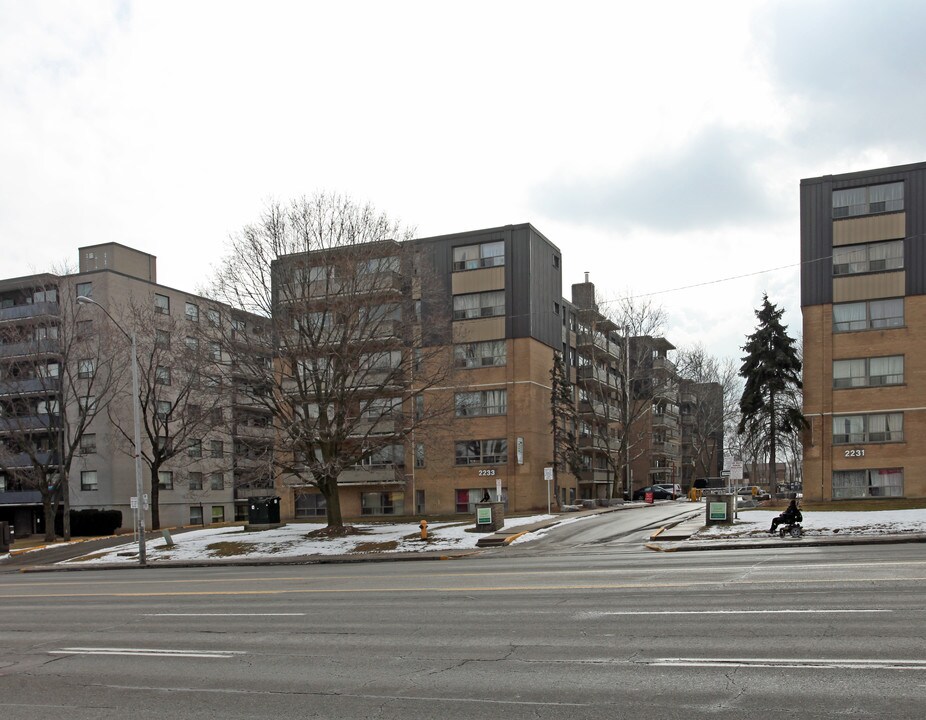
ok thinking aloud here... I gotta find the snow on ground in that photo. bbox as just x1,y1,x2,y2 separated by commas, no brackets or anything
62,514,557,565
696,508,926,539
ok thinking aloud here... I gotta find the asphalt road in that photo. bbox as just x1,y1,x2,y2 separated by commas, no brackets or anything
1,508,924,719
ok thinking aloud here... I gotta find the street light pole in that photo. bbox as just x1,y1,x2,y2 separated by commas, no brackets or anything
77,296,147,565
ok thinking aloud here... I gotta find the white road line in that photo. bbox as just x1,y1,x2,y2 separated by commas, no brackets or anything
650,657,926,670
583,609,891,616
146,613,306,617
49,647,244,659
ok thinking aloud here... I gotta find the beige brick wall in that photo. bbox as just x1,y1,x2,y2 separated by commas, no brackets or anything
803,295,926,501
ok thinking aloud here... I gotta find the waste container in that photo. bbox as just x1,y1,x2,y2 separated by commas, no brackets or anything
0,521,11,553
248,496,281,525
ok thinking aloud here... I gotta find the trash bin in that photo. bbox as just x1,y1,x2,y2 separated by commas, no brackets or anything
0,521,11,553
248,496,280,525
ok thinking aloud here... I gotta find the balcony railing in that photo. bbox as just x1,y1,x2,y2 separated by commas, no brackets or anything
0,377,59,398
577,365,618,388
0,338,59,359
0,302,59,323
576,333,618,359
578,468,612,484
652,356,676,374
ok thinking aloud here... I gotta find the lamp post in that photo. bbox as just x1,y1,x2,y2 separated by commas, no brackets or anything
77,296,147,565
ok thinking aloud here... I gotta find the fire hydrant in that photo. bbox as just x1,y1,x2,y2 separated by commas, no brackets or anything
419,519,428,540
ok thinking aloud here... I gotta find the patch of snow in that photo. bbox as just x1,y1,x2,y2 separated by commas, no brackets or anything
63,514,557,564
696,508,926,539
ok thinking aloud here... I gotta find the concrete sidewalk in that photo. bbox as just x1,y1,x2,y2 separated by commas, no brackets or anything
646,513,926,551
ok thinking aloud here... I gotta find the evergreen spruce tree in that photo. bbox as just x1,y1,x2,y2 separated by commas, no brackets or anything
737,294,805,493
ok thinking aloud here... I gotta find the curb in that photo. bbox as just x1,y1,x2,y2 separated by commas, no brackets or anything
646,532,926,552
16,549,484,573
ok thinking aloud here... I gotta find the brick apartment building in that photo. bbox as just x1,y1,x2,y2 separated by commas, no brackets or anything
802,161,926,501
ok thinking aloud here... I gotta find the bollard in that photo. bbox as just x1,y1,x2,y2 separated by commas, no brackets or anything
419,519,428,540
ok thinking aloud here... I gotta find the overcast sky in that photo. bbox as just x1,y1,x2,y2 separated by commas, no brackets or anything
3,0,924,362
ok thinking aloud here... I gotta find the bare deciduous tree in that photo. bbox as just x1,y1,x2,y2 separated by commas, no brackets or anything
108,298,229,530
0,275,124,540
207,194,454,531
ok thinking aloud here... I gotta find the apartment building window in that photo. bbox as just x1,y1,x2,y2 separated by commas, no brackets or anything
832,181,903,218
833,240,903,276
454,341,506,369
77,359,95,378
210,407,223,424
188,438,202,458
210,342,222,361
0,474,6,492
361,397,401,420
210,472,225,490
34,325,58,340
188,471,203,490
185,302,199,322
156,400,171,420
76,282,92,298
833,298,903,332
359,444,404,468
415,442,425,468
833,356,903,388
455,389,506,416
158,471,173,490
452,240,504,271
154,293,170,315
185,336,199,351
295,492,327,517
361,491,404,516
455,438,507,465
80,470,98,491
207,308,220,327
77,395,96,413
359,350,402,374
832,412,903,444
155,366,171,385
211,505,225,523
452,291,505,320
211,440,224,458
156,329,170,348
190,505,204,525
79,434,97,455
832,468,903,499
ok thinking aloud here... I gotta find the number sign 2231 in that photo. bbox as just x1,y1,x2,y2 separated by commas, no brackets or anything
844,449,865,458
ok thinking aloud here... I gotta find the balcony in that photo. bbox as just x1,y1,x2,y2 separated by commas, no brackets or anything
0,451,54,468
578,434,611,452
0,377,59,398
338,466,405,486
652,356,676,374
578,468,612,484
651,413,679,431
577,365,618,388
578,400,622,420
0,490,43,506
0,414,57,433
576,333,619,360
0,302,59,323
0,338,59,359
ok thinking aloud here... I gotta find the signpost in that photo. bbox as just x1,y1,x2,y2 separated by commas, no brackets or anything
543,467,554,514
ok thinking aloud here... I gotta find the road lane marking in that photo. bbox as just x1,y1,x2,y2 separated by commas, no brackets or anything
148,612,305,617
582,609,891,616
7,560,926,589
48,647,244,659
649,657,926,670
4,575,926,599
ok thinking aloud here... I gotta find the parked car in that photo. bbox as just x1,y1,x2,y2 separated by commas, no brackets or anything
736,485,771,501
654,483,683,499
632,485,675,501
